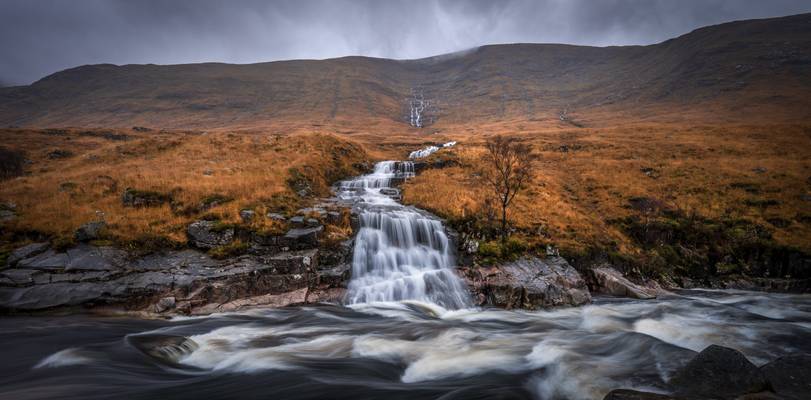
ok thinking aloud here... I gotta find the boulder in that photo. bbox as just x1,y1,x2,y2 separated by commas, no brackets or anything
267,212,286,221
121,188,170,207
75,221,107,242
7,242,50,266
154,296,176,313
591,266,659,299
668,345,768,399
603,389,677,400
239,209,255,223
289,216,306,227
283,225,323,249
462,256,591,310
760,354,811,400
187,220,234,249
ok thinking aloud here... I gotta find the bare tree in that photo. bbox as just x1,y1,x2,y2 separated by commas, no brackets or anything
481,136,533,242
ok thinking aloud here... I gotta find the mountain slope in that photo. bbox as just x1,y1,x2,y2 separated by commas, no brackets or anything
1,13,810,129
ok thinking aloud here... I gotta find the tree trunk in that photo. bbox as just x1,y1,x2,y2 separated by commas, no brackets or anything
500,203,508,243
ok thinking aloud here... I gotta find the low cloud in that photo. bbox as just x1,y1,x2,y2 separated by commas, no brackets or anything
1,0,809,85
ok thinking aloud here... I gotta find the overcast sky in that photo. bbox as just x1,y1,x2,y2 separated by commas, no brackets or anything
1,0,810,86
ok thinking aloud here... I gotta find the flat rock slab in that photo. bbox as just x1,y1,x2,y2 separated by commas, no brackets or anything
466,256,591,309
592,266,660,299
0,246,324,313
7,242,50,266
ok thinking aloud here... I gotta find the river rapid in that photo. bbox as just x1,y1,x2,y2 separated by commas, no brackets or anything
1,158,810,400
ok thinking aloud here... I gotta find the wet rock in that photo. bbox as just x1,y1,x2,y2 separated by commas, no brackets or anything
591,266,660,299
127,334,198,364
668,345,768,399
462,256,591,310
0,246,323,313
154,296,176,313
379,188,400,197
603,389,677,400
7,242,50,266
75,221,106,242
239,209,255,223
760,354,811,400
187,220,234,249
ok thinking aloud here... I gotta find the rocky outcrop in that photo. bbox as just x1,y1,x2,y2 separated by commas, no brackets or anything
668,345,768,399
1,217,354,314
590,266,663,299
121,187,171,207
187,220,234,249
459,256,591,310
75,221,107,242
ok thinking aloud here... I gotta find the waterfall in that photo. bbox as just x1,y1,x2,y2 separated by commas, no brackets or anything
338,160,470,309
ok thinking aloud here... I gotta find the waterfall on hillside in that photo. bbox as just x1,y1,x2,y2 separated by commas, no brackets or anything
338,160,470,309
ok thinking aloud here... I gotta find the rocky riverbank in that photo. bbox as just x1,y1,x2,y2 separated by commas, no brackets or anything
0,202,355,315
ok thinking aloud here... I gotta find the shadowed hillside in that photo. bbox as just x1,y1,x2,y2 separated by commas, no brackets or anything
1,13,810,129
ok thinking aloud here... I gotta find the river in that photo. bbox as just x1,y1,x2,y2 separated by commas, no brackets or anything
1,158,810,400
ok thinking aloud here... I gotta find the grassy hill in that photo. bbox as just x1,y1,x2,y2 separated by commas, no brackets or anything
1,13,810,285
1,13,809,129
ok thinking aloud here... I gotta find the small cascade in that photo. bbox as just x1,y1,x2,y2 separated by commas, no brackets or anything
338,158,470,309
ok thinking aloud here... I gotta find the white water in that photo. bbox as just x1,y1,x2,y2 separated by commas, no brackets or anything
408,141,456,159
338,160,471,309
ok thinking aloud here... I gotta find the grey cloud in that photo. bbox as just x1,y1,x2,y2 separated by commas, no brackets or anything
1,0,810,85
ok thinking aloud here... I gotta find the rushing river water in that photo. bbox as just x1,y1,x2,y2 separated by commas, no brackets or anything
1,292,811,400
2,159,810,400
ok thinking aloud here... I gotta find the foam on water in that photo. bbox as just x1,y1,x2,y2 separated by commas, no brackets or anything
339,160,471,309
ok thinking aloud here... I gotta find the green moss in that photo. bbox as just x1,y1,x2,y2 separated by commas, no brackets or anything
210,221,237,233
208,241,249,259
476,237,530,265
52,235,76,251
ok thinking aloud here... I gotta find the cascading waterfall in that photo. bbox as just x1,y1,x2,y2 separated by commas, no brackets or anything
338,160,470,309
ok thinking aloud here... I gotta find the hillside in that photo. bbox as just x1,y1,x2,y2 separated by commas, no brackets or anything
1,13,810,129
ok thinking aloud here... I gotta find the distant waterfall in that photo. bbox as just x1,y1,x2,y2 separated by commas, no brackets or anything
338,160,470,309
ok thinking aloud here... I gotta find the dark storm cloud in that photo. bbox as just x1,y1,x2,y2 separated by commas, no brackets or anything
1,0,810,86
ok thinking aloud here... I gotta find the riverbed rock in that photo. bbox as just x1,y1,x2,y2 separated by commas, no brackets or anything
760,354,811,400
187,220,234,249
602,389,677,400
590,266,660,299
75,221,107,242
461,256,591,310
7,242,50,266
154,296,176,313
668,345,768,399
0,245,329,314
